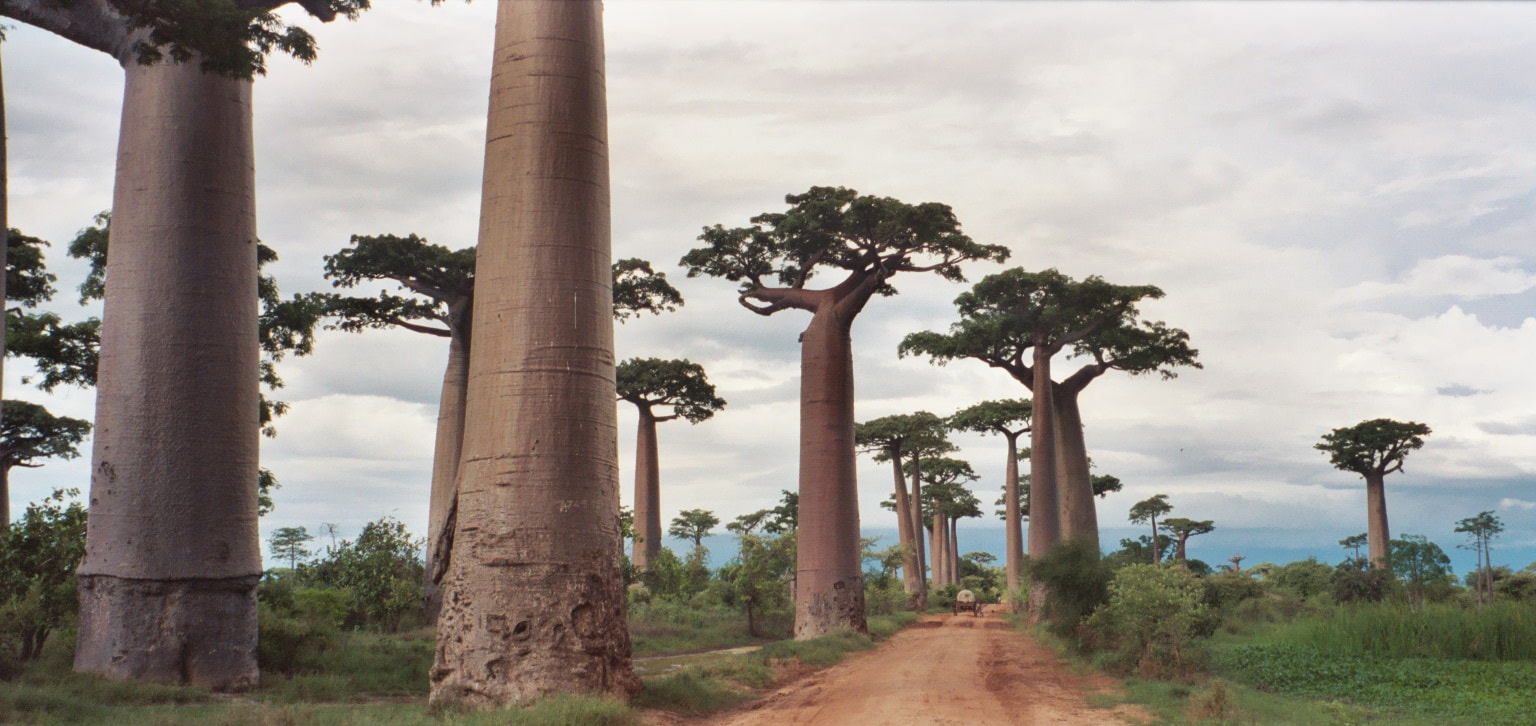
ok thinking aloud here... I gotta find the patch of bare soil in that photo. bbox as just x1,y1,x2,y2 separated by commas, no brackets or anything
669,612,1148,726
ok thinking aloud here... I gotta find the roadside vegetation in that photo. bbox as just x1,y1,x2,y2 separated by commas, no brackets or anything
1024,520,1536,725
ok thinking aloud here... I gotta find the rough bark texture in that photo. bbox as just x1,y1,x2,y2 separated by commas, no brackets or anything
75,59,261,691
1003,435,1023,601
631,406,662,570
889,447,925,609
429,0,638,706
1364,471,1390,570
794,305,867,639
1054,389,1098,551
424,333,469,617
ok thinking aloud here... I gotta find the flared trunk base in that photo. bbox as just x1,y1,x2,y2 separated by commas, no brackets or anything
74,574,258,691
793,573,867,640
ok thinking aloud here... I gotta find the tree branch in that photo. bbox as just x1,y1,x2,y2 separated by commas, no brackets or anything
1,0,137,60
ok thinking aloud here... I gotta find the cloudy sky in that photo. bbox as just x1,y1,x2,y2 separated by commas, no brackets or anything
6,1,1535,574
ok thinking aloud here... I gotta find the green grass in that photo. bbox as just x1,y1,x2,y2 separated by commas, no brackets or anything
260,629,434,702
1267,602,1536,661
627,601,779,656
1212,642,1536,725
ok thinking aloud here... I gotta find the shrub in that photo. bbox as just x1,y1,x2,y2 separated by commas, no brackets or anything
0,490,86,672
1030,539,1112,639
1331,565,1395,604
1203,570,1264,612
1087,564,1212,677
1269,558,1333,600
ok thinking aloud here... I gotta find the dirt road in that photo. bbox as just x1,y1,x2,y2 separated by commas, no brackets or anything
701,611,1147,726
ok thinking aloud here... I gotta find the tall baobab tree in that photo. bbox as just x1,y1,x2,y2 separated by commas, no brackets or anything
1160,517,1214,565
317,234,678,612
1315,418,1431,571
948,399,1030,599
855,412,947,610
616,357,724,570
683,186,1006,638
1128,494,1173,564
911,457,978,587
901,268,1176,557
1,1,373,689
431,0,640,706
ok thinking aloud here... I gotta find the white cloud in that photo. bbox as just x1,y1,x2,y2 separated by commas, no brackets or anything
1334,256,1536,304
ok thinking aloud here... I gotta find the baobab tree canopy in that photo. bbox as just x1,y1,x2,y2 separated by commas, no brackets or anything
0,0,383,73
948,399,1031,436
681,186,1010,312
1315,418,1432,476
616,358,726,423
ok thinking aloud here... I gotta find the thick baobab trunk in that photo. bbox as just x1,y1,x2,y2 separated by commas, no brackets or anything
1174,534,1188,564
889,451,925,609
1149,515,1163,564
930,511,946,586
1003,434,1023,602
424,332,469,618
1026,346,1059,616
75,60,260,691
631,406,662,570
1026,348,1060,556
430,0,638,706
794,306,866,638
908,454,927,589
2,49,8,508
1055,390,1098,551
948,516,960,585
1364,471,1390,570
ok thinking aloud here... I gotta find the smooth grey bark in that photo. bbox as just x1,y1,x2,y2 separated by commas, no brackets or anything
630,405,663,570
908,452,926,589
424,331,468,617
1365,471,1390,570
887,444,925,609
948,515,960,586
1003,434,1023,600
429,0,638,706
2,46,8,525
1026,346,1059,557
74,58,261,690
1054,387,1098,551
793,298,868,638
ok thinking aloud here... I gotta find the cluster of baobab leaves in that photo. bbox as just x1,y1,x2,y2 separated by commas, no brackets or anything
1,0,1427,713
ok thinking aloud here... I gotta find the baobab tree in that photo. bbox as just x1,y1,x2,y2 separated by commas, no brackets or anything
948,399,1030,599
901,268,1180,556
0,400,90,524
618,358,724,570
1160,517,1214,565
911,457,979,587
683,186,1007,638
667,508,720,550
2,0,382,689
1315,418,1431,570
855,411,949,609
318,234,678,610
1455,510,1503,605
431,0,640,706
1128,495,1173,564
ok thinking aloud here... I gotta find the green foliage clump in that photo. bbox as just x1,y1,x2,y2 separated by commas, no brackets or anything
1201,570,1265,613
1331,562,1396,604
1267,557,1334,600
633,670,744,715
0,490,86,677
1030,538,1112,639
1087,564,1213,677
305,516,425,631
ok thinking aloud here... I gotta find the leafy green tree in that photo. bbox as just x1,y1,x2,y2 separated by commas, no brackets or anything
683,186,1007,638
948,399,1031,598
1316,418,1431,570
0,400,90,525
1128,495,1173,564
1159,518,1214,565
908,457,978,587
308,517,424,631
731,531,796,637
901,268,1195,556
1339,532,1369,566
765,489,800,535
0,489,86,669
617,357,724,570
1389,535,1452,606
1455,511,1504,605
668,509,720,549
1087,563,1211,676
267,526,314,572
857,411,949,608
1269,558,1334,600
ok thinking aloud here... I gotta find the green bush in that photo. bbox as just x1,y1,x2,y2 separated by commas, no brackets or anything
1269,558,1333,600
1087,564,1213,677
1202,570,1265,612
1030,539,1112,639
1331,564,1395,604
0,490,87,672
862,577,907,616
1273,601,1536,661
257,602,336,675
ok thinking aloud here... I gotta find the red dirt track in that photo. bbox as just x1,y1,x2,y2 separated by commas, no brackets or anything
694,611,1148,725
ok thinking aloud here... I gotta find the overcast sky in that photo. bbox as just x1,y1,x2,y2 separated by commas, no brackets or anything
5,1,1535,574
